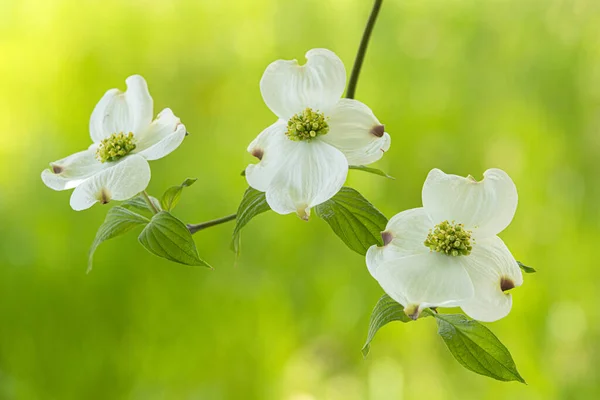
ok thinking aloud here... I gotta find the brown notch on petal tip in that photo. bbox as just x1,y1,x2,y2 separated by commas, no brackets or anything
370,124,385,138
381,231,393,246
99,188,111,205
296,205,310,221
251,148,264,160
403,304,420,320
52,164,64,174
500,277,515,292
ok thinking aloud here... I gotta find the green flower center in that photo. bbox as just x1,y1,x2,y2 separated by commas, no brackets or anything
424,220,473,257
96,132,137,163
286,108,329,141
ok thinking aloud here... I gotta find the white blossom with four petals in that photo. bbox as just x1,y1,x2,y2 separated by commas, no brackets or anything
245,48,391,220
41,75,187,210
366,168,523,322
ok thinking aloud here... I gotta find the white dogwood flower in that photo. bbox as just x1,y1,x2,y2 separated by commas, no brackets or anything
245,48,391,220
366,168,523,322
42,75,187,210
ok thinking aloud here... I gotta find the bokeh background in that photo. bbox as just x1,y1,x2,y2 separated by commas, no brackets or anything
1,0,599,398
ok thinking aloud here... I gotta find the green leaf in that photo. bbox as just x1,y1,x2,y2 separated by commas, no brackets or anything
349,165,395,180
138,211,211,268
517,261,536,273
434,313,526,383
160,178,198,211
314,187,388,255
121,194,162,216
231,187,271,255
88,206,150,272
362,294,416,357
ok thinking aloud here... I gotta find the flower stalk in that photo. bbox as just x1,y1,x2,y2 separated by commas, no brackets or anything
142,190,160,215
346,0,383,100
188,214,237,234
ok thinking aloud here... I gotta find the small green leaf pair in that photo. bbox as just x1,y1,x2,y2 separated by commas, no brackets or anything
160,178,198,211
363,294,526,384
88,179,209,272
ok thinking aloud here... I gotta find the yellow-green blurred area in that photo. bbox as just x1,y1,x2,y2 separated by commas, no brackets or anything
1,0,599,398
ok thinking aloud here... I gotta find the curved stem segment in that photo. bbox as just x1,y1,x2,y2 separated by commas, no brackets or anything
346,0,383,100
188,213,237,235
142,190,160,215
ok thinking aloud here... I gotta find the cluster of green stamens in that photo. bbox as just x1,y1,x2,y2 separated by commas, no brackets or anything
424,220,473,257
96,132,136,163
286,108,329,141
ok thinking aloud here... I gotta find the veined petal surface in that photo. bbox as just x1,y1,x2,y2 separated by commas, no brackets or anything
260,48,346,119
459,236,523,322
69,155,150,211
373,253,474,313
245,120,289,192
366,207,432,277
89,75,153,142
322,99,391,165
422,168,518,238
135,108,186,161
264,139,348,218
41,148,107,191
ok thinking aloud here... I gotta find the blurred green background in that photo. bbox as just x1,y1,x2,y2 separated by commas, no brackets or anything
1,0,599,398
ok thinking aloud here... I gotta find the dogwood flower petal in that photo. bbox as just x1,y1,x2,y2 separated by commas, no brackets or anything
458,236,523,322
422,168,518,238
69,155,150,211
367,207,474,315
265,139,348,219
41,148,107,190
373,253,474,315
134,108,186,161
260,48,346,119
245,120,289,192
321,99,391,165
248,48,390,220
89,75,153,142
366,207,432,277
366,168,522,321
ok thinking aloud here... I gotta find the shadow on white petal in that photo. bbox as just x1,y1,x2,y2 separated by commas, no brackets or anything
260,48,346,119
41,149,107,191
374,253,474,309
134,108,186,161
89,75,153,143
459,236,522,322
245,121,289,192
384,207,433,257
422,168,518,238
124,75,153,134
322,99,391,165
265,140,347,216
69,155,150,211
